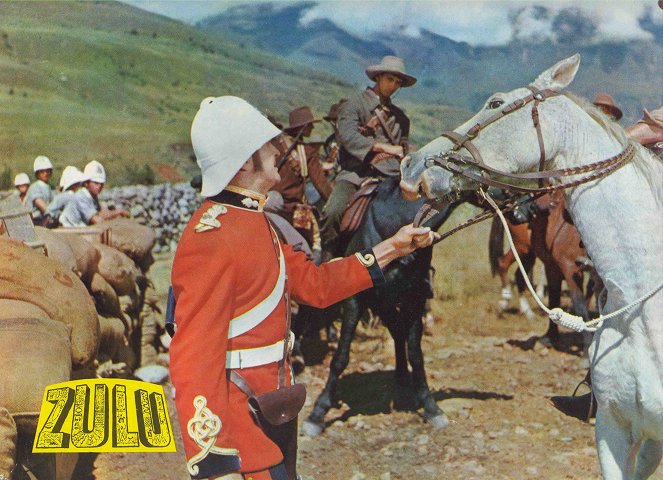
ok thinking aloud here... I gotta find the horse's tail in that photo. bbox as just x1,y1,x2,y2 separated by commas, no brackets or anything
488,216,504,277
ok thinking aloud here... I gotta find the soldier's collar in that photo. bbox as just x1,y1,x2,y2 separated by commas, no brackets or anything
208,185,266,211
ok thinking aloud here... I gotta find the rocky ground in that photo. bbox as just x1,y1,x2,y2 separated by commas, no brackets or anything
86,211,663,480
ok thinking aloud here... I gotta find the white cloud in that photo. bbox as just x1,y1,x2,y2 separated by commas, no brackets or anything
123,0,662,46
299,0,660,46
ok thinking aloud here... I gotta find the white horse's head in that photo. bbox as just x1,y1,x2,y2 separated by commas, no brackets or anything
401,54,584,201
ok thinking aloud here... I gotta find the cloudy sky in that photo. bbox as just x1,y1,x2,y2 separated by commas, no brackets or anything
124,0,662,46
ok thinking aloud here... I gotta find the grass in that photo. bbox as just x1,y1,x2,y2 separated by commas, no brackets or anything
0,1,471,186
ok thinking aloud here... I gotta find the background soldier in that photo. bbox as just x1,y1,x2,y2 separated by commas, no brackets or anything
13,172,30,205
320,55,416,255
24,155,55,226
592,92,623,121
59,160,129,227
272,106,332,259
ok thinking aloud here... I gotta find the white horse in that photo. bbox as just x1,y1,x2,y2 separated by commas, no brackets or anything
400,54,663,479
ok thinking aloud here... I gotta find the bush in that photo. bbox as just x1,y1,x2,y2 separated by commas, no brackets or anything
122,164,155,186
0,166,12,190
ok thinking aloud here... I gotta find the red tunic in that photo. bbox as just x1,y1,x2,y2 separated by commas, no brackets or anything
170,186,383,478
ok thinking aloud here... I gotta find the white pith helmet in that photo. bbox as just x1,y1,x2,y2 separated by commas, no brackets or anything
84,160,106,183
14,172,30,186
59,166,86,191
33,155,53,172
191,96,282,197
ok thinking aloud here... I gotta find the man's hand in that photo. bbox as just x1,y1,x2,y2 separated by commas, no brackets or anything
372,224,440,269
372,143,404,158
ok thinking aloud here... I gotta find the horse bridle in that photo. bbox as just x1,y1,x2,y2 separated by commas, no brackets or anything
413,85,636,236
424,85,636,195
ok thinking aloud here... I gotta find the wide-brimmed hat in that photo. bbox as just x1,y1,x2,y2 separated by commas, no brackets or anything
284,106,320,132
593,93,623,120
626,106,663,145
192,96,281,197
365,56,416,87
324,99,348,122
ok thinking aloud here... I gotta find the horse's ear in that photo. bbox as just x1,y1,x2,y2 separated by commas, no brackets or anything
532,54,580,92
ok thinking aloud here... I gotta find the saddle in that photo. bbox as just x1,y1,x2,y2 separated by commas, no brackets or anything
340,177,380,235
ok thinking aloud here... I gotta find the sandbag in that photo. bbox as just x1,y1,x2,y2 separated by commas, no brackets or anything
0,239,99,367
98,315,136,370
0,299,50,322
90,272,126,325
102,218,156,272
34,226,77,274
0,317,72,431
52,230,101,286
0,407,16,479
95,243,141,298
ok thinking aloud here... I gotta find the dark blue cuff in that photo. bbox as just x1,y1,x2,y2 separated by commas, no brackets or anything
355,248,385,286
190,453,241,479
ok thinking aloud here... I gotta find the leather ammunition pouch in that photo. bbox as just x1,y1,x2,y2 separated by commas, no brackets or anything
248,383,306,426
339,178,380,235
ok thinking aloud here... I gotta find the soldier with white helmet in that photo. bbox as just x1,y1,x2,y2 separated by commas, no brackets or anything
58,160,129,227
169,96,437,480
24,155,55,225
43,166,86,227
13,172,30,205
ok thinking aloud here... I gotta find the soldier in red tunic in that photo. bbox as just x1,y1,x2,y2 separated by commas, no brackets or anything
169,96,437,480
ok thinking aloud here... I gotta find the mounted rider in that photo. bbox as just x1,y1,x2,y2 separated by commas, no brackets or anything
320,55,416,255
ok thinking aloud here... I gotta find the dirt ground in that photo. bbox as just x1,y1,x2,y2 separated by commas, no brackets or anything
86,209,663,480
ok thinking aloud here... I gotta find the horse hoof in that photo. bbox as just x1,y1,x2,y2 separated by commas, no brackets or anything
302,419,324,437
498,299,509,310
427,413,449,429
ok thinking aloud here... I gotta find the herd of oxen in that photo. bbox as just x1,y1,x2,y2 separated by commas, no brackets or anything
0,54,661,479
0,215,158,479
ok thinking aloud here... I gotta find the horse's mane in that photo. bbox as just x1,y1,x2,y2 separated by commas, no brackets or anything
566,93,662,200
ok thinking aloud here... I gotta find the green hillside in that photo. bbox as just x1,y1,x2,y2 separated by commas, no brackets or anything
0,1,470,187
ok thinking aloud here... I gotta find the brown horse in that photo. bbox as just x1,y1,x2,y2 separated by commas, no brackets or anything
489,191,591,346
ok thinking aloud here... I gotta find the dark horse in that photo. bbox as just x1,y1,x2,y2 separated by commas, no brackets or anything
302,176,459,436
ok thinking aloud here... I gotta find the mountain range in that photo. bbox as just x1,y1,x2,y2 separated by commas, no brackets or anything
198,2,663,123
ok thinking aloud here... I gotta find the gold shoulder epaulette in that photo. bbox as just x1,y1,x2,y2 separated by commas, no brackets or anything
195,204,227,233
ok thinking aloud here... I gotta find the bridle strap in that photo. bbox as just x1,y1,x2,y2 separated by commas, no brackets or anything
527,85,548,187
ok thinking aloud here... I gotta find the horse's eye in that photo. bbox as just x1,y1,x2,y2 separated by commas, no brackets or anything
488,99,504,109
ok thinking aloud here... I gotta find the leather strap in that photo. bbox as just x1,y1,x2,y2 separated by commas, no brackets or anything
225,332,295,369
227,239,285,339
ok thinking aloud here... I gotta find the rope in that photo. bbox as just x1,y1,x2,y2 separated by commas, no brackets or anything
480,189,663,333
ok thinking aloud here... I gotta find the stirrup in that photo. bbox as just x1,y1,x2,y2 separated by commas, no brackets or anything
571,380,595,423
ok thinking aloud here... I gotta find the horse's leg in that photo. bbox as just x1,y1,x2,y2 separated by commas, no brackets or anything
515,251,536,321
497,251,514,310
634,439,663,480
540,262,563,345
303,296,364,437
403,298,448,429
563,264,592,364
595,408,638,479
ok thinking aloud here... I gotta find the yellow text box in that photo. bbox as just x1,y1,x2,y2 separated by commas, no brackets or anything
32,379,176,453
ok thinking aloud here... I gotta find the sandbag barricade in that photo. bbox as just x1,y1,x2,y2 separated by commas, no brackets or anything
0,239,99,368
